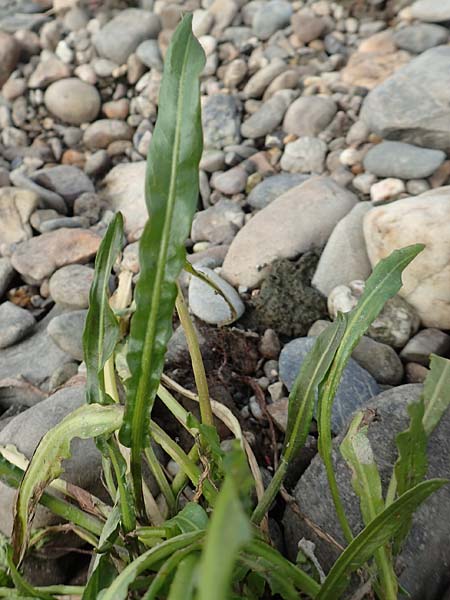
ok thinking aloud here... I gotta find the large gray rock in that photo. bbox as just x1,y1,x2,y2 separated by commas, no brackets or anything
222,177,358,288
202,94,241,149
0,258,14,298
363,141,445,179
393,23,449,54
31,166,94,207
93,9,161,64
47,310,87,361
0,385,103,536
409,0,450,22
279,336,379,432
0,302,35,349
312,202,372,297
283,384,450,600
361,46,450,151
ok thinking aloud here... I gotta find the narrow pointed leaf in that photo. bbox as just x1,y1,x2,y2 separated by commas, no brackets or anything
422,354,450,436
167,553,198,600
118,15,206,507
317,479,446,600
83,212,124,405
82,554,117,600
395,400,427,498
317,244,424,542
12,404,123,564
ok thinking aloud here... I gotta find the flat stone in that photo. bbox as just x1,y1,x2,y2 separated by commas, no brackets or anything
188,266,244,326
202,94,241,149
394,23,449,53
241,91,293,139
191,198,244,245
11,228,100,283
0,258,14,298
93,8,161,65
222,176,358,288
252,0,292,40
283,384,450,600
0,187,39,250
211,166,248,195
49,265,94,309
400,328,450,366
361,46,450,151
364,189,450,329
44,78,101,125
283,96,337,138
0,385,104,536
363,141,445,179
312,202,372,297
0,301,35,349
31,166,94,207
341,48,411,89
279,336,379,432
410,0,450,22
280,137,328,174
247,173,309,210
83,119,133,150
100,161,147,240
47,309,86,361
243,59,286,99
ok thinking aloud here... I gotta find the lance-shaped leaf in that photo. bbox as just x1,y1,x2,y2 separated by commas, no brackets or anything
12,403,123,564
422,354,450,436
167,553,199,600
317,479,447,600
119,15,206,504
317,244,425,542
83,212,124,405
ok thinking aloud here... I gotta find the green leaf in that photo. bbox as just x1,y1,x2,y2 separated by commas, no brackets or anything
83,212,124,405
422,354,450,436
316,479,447,600
118,15,206,509
197,453,253,600
12,404,123,564
317,244,424,542
142,545,200,600
165,502,209,535
167,553,198,600
82,554,117,600
395,401,427,498
340,412,397,599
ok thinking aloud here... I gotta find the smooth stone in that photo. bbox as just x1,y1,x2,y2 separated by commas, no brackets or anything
44,78,101,126
136,39,162,70
100,161,147,240
39,216,88,232
312,202,372,297
400,328,450,366
283,384,450,600
188,266,244,326
241,91,293,139
28,54,70,89
363,141,445,179
280,137,328,174
0,31,20,87
47,309,87,361
0,301,35,349
9,171,67,214
200,149,226,172
11,228,100,283
252,0,293,40
0,306,73,407
364,189,450,329
49,265,94,309
166,323,207,366
202,94,241,149
222,176,358,288
243,59,287,99
279,336,379,432
0,187,39,249
340,48,410,90
31,166,94,207
283,96,337,137
211,166,248,195
361,47,450,151
410,0,450,22
291,9,326,44
0,258,14,298
247,173,309,210
83,119,133,150
0,385,103,536
191,198,244,245
370,177,405,204
93,9,161,65
394,23,449,53
309,320,404,386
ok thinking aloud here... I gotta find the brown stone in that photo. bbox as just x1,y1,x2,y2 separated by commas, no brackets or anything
341,49,411,89
0,32,20,88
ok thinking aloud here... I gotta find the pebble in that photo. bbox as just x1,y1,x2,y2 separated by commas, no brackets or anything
405,361,429,384
28,54,70,89
393,23,449,54
279,336,379,432
136,39,163,71
191,198,244,244
259,328,281,359
283,96,337,138
363,141,445,179
400,328,450,366
252,0,292,40
93,9,161,65
44,78,101,125
0,301,35,349
188,266,244,326
364,189,450,329
211,165,248,195
202,94,241,149
409,0,450,22
280,137,328,174
291,9,326,44
48,265,94,309
0,258,14,298
0,31,20,87
247,173,308,210
31,166,94,207
243,59,287,99
47,309,87,361
83,119,133,150
11,228,100,283
370,178,405,203
222,176,357,288
0,187,39,251
241,91,293,139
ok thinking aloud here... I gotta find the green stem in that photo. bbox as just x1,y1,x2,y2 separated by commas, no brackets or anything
385,472,397,508
251,458,288,525
144,446,176,515
171,444,199,497
175,285,213,427
107,440,136,533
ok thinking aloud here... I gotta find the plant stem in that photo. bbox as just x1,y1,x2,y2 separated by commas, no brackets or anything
175,284,213,427
171,444,199,497
144,446,176,515
251,458,288,525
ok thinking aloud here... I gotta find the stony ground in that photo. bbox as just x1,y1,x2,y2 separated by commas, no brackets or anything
1,0,450,596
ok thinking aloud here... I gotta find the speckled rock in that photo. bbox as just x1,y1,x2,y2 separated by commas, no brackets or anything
202,94,241,149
